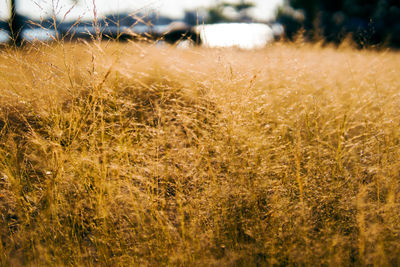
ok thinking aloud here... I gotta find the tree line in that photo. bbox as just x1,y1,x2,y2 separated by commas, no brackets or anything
277,0,400,48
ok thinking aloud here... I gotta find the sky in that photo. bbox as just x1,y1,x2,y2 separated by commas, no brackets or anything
0,0,283,22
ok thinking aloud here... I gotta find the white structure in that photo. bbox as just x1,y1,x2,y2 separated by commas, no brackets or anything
195,23,274,49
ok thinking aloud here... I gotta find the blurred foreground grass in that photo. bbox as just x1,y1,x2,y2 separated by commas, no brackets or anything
0,41,400,266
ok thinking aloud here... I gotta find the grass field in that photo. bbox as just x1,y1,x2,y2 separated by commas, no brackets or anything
0,41,400,266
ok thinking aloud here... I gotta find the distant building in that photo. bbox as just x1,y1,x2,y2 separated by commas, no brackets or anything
195,23,274,49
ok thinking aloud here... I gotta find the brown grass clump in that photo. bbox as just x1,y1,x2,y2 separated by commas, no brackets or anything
0,41,400,266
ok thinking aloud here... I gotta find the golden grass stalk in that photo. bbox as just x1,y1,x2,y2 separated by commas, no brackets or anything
0,40,400,265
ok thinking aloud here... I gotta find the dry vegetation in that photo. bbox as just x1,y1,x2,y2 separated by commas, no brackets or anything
0,40,400,266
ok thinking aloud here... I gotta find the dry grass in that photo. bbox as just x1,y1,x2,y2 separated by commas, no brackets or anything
0,40,400,266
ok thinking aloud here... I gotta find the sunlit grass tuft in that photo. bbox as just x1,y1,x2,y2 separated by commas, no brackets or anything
0,40,400,266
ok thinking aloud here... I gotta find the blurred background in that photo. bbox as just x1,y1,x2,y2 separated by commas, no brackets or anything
277,0,400,48
0,0,399,48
